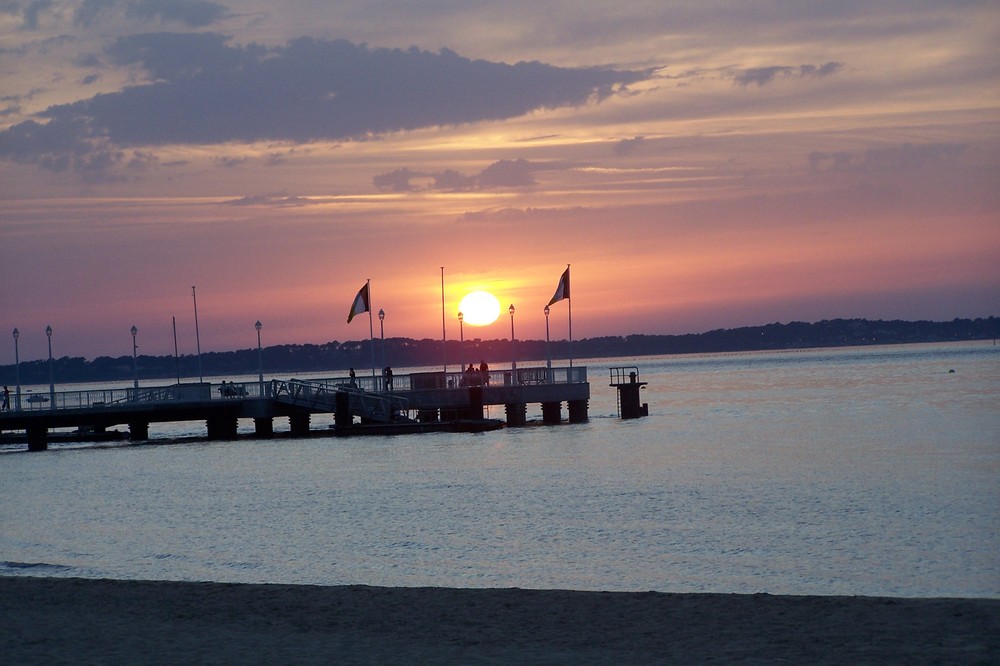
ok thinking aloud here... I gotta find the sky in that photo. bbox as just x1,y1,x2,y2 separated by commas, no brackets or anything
1,0,998,361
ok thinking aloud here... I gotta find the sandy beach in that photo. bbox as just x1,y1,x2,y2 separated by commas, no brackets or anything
1,576,997,664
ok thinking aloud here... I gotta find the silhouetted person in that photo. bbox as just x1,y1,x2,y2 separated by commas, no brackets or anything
383,366,393,391
1,386,9,411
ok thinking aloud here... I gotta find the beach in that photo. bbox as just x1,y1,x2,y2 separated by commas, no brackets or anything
2,577,997,664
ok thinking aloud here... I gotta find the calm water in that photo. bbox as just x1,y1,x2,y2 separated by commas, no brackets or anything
2,342,998,597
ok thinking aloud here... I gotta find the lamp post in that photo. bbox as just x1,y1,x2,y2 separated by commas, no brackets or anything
458,311,464,366
45,325,54,406
508,304,516,370
378,308,385,373
255,320,264,396
544,305,551,373
131,325,139,390
12,328,20,411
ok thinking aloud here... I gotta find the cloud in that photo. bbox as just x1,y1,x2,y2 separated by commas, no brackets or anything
74,0,228,28
20,0,54,30
124,0,228,27
213,155,247,168
809,143,968,173
374,159,539,192
433,169,477,191
222,191,314,207
733,62,842,87
0,34,651,182
478,158,536,188
373,167,422,192
614,136,646,156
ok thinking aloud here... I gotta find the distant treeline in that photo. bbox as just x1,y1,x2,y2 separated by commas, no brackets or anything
2,317,997,385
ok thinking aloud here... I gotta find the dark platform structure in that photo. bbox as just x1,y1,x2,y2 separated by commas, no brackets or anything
0,366,589,450
609,366,649,419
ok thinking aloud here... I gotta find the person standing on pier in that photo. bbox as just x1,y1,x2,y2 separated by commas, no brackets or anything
383,367,393,391
2,386,9,411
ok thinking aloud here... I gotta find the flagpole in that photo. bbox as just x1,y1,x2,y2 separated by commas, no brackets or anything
192,286,203,383
366,279,376,381
567,264,573,368
440,266,447,374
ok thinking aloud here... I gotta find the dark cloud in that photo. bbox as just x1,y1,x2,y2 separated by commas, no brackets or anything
373,167,422,192
125,0,228,27
478,158,536,188
862,142,967,170
74,0,116,27
614,136,646,156
21,0,53,30
809,143,968,173
74,53,103,67
0,34,653,181
433,169,477,191
733,62,842,87
223,191,314,207
374,159,538,192
75,0,227,28
213,155,247,168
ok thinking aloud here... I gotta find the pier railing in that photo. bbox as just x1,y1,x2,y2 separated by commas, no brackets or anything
9,380,270,413
4,366,586,414
272,379,409,423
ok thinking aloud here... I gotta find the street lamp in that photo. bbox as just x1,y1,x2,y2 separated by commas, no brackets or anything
457,311,464,366
45,325,54,406
544,305,551,373
508,304,516,370
131,325,139,390
255,320,264,396
12,328,20,411
378,309,386,372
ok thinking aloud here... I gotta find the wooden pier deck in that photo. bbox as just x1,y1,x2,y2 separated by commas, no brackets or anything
0,366,589,450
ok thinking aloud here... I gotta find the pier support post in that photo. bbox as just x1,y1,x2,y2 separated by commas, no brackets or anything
505,403,527,427
253,418,273,438
27,424,47,451
289,412,310,437
464,386,484,420
207,415,238,440
128,421,149,441
335,391,351,429
541,401,562,425
568,399,589,423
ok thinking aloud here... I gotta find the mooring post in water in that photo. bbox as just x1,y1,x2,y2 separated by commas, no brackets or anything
609,366,648,419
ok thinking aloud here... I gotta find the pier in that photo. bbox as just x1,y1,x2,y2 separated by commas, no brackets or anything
0,366,589,450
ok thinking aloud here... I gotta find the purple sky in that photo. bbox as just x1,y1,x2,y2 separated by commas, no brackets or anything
1,1,998,360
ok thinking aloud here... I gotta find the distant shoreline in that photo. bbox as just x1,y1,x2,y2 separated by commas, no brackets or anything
3,316,997,385
2,576,997,664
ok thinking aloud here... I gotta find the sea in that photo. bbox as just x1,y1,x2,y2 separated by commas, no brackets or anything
1,341,997,598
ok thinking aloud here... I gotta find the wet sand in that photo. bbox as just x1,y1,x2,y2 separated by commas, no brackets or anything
2,576,998,664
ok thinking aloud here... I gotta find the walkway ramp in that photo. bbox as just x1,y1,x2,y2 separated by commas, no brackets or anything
273,379,408,424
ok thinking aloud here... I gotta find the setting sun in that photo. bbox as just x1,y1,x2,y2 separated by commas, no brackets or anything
458,291,502,326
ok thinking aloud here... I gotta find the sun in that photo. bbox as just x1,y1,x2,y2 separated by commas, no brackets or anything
458,291,502,326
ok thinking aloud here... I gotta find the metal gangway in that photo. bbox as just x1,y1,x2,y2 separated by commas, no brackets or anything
272,379,409,424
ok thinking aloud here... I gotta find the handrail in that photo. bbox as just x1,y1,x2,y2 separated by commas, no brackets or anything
273,379,409,423
1,366,586,415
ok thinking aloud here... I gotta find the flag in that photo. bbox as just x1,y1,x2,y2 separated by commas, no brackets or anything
347,282,370,323
547,266,570,306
